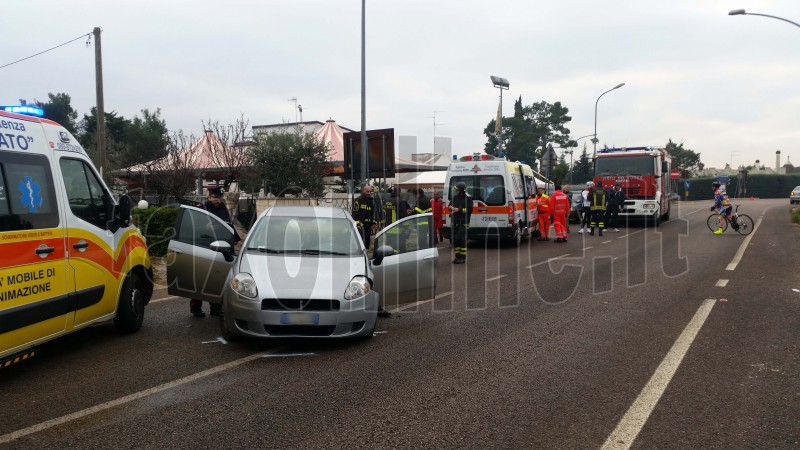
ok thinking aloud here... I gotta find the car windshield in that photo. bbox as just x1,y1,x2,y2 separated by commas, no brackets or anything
595,155,655,176
246,216,361,255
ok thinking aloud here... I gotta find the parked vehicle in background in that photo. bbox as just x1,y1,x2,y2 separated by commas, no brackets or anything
569,192,582,223
442,153,549,247
791,186,800,204
594,146,672,226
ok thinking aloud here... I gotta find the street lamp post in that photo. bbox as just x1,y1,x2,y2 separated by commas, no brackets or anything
490,76,510,154
728,9,800,29
570,133,594,185
360,0,368,185
592,82,625,159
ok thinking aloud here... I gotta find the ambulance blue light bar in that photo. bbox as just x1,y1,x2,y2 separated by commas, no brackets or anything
598,146,653,153
2,105,44,117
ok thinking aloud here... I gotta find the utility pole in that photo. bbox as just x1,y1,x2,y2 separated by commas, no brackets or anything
429,110,444,154
360,0,368,185
93,27,106,180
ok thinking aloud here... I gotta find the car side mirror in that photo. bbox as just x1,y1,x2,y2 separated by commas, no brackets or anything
110,194,133,232
210,240,234,262
371,245,395,266
661,161,669,174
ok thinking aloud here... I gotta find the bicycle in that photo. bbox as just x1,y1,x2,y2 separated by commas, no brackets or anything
706,205,754,235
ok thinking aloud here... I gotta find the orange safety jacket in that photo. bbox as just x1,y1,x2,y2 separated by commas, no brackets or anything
536,194,550,213
548,190,570,215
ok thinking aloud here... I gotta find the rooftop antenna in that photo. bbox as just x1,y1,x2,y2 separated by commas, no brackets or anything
427,110,444,154
298,104,307,123
288,97,298,123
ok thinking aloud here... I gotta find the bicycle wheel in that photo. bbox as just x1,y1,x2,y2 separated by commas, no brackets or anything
707,214,727,232
734,214,754,235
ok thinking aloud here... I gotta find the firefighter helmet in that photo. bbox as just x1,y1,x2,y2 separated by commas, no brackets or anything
454,182,467,192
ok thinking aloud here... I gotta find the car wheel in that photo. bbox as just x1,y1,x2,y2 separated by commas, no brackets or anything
114,273,145,333
219,302,241,342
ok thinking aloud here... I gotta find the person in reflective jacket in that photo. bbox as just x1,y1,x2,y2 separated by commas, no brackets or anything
589,181,608,236
448,182,473,264
548,185,571,243
352,185,377,249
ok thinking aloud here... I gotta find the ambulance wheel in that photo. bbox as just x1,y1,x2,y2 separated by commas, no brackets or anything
114,273,145,333
219,302,241,342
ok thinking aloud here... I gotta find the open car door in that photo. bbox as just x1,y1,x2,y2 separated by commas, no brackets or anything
370,213,437,310
167,205,236,304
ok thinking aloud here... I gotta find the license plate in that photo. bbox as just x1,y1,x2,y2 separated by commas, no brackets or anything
280,313,319,325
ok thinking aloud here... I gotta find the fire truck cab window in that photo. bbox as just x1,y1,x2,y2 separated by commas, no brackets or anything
595,155,654,176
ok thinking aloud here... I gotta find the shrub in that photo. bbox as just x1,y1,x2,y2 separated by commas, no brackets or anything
792,207,800,224
134,207,179,257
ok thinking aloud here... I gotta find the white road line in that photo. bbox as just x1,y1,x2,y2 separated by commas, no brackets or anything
715,279,729,287
261,353,315,358
726,215,763,271
601,299,717,450
149,295,182,304
485,275,507,282
525,254,570,269
617,229,645,239
0,349,282,445
683,208,705,217
389,292,452,313
583,246,594,251
602,240,612,244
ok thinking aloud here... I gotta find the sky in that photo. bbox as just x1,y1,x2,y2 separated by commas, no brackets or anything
3,0,799,170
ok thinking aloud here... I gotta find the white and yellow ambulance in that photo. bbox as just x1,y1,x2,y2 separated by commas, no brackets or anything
0,109,153,368
442,153,548,246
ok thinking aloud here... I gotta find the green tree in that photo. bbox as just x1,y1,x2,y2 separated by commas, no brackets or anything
123,109,169,166
552,151,569,185
665,139,704,178
19,92,78,133
483,97,575,164
248,127,332,197
78,107,130,168
571,144,592,184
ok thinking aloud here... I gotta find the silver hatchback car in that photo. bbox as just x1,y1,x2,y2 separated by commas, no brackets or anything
167,205,437,339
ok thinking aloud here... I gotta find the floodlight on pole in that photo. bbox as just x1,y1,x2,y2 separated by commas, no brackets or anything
592,82,625,159
490,75,510,154
728,8,800,29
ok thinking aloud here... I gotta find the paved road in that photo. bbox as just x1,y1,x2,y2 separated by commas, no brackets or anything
1,199,798,449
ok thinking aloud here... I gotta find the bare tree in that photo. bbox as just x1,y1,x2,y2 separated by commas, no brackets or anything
202,115,252,192
145,130,199,205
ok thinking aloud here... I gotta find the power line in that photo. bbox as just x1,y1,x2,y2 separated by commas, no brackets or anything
0,32,91,70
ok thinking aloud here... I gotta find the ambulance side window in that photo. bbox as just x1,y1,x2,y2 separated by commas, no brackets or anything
60,158,113,230
0,153,60,231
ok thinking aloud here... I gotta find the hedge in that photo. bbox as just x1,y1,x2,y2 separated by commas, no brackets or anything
680,174,800,201
133,207,180,257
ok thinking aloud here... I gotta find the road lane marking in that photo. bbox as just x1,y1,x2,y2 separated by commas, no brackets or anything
0,349,286,445
389,291,452,313
601,299,717,450
618,229,644,239
726,215,763,271
262,353,315,358
602,240,612,244
583,246,594,251
149,295,182,304
525,254,570,269
715,279,729,287
201,337,228,345
683,208,704,217
486,275,507,282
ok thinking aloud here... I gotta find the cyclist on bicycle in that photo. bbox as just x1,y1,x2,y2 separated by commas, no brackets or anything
710,181,735,234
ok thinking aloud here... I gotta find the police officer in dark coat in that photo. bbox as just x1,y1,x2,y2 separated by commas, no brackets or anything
190,187,240,318
352,185,378,250
606,182,626,232
448,182,473,264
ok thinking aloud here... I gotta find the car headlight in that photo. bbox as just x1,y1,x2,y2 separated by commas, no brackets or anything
643,203,655,209
231,273,258,298
344,276,371,300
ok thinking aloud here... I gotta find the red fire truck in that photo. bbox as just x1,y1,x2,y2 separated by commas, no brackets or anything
593,146,672,226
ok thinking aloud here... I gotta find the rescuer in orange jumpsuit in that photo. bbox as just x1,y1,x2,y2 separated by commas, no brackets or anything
535,187,551,241
548,184,571,243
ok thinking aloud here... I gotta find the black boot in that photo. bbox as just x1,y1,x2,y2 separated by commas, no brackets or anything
599,229,603,237
589,228,594,236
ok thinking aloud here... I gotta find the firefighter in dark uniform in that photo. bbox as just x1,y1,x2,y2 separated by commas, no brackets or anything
352,184,377,250
411,188,433,249
448,182,473,264
383,187,410,226
190,187,241,318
